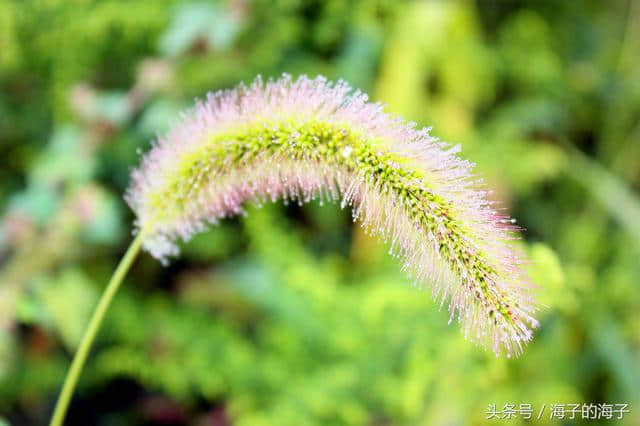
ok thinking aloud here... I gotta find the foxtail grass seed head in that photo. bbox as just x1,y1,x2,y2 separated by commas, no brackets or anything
126,74,539,357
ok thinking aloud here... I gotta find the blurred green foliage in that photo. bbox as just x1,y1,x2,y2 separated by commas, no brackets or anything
1,0,639,425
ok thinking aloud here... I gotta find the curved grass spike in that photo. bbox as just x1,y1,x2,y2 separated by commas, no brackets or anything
51,74,539,425
127,74,539,356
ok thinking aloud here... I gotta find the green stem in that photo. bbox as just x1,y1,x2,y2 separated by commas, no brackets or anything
50,233,144,426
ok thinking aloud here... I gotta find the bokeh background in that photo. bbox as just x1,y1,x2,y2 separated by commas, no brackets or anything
1,0,639,425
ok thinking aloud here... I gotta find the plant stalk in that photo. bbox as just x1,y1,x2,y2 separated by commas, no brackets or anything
50,233,144,426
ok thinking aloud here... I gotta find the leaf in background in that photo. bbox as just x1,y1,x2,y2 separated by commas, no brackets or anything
180,224,242,261
498,11,564,94
34,268,99,351
31,125,95,186
77,185,125,246
159,2,241,57
335,25,383,91
137,99,187,136
527,243,574,314
6,185,59,226
0,0,21,72
589,315,640,404
567,148,640,245
94,92,133,127
375,1,496,141
0,329,16,383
